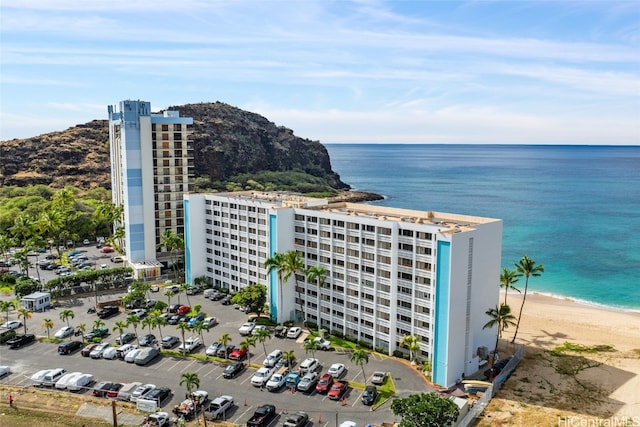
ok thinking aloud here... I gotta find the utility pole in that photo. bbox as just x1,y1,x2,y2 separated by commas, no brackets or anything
112,400,118,427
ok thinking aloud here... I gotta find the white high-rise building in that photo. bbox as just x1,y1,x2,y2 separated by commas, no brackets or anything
184,191,502,387
108,100,193,278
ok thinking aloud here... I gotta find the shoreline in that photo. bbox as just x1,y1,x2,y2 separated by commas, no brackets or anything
503,290,640,314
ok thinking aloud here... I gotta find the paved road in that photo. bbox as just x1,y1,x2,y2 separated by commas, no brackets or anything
2,245,433,426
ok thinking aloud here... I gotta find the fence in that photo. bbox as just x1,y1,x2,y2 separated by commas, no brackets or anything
456,343,524,427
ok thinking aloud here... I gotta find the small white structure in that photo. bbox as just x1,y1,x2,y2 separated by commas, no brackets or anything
20,291,51,311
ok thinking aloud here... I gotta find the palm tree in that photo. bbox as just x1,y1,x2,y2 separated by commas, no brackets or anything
113,320,128,339
179,282,190,307
150,312,167,343
303,338,319,360
157,229,184,281
59,309,75,328
282,250,305,321
265,252,286,322
93,319,105,331
126,314,141,344
37,209,63,253
192,320,209,348
76,323,87,342
0,300,15,323
512,255,545,343
141,316,154,335
176,321,192,349
240,337,256,364
218,333,232,359
304,266,326,325
253,327,272,359
500,267,520,306
283,350,297,368
350,348,370,383
399,335,421,364
483,304,517,364
18,307,32,335
42,318,54,338
164,289,174,307
179,372,200,395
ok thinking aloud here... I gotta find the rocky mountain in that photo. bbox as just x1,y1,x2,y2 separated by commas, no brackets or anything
0,102,350,192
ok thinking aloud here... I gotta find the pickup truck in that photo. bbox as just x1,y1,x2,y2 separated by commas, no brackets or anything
172,390,208,420
140,411,170,427
178,336,201,354
85,327,109,340
246,404,277,427
7,333,36,349
204,395,234,420
97,305,120,319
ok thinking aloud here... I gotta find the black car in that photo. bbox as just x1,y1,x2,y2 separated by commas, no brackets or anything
168,304,181,313
223,362,246,379
220,296,232,305
216,345,235,359
141,386,172,405
361,385,378,406
125,298,143,309
58,340,83,355
97,305,119,319
115,332,136,345
139,334,156,347
247,404,276,427
168,314,185,325
7,334,36,349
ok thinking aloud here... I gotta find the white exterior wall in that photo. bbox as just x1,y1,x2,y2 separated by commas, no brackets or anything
184,194,208,285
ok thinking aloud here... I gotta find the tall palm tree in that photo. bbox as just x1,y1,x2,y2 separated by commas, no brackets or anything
350,348,370,383
126,314,141,344
157,229,184,281
42,318,54,338
93,319,106,331
283,350,297,368
253,327,272,359
303,339,319,360
239,337,256,364
164,289,174,307
11,214,36,247
283,250,304,321
113,320,128,338
265,252,286,322
500,267,520,306
18,307,32,335
179,282,191,307
150,312,167,343
512,255,545,343
304,266,326,325
484,303,517,364
176,321,192,349
76,323,87,342
192,320,209,348
179,372,200,395
399,335,421,364
59,309,75,328
37,209,63,253
0,300,15,323
141,316,154,335
218,333,232,359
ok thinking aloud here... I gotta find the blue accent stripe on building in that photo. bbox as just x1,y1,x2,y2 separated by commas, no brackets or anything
433,241,451,385
269,214,278,321
184,199,191,285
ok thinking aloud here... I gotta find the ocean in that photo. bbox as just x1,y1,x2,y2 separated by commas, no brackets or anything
325,144,640,311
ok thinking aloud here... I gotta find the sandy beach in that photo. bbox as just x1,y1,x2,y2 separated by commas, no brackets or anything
481,292,640,425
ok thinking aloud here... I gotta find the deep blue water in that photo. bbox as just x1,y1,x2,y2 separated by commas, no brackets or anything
325,144,640,311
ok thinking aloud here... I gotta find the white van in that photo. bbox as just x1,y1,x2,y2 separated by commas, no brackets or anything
263,349,283,368
42,368,67,387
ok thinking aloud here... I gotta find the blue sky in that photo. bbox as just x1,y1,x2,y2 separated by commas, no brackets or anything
1,0,638,144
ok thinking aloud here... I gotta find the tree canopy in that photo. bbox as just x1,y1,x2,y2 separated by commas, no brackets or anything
231,283,267,315
390,393,459,427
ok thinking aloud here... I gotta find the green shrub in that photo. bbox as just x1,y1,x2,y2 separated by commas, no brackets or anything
344,334,357,343
331,329,344,339
358,340,373,349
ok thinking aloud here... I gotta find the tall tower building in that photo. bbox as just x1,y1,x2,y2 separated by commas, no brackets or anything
108,100,193,277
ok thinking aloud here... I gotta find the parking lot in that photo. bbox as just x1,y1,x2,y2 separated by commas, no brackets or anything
1,245,432,426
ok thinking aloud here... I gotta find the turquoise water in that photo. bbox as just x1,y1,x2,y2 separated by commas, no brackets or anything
325,144,640,311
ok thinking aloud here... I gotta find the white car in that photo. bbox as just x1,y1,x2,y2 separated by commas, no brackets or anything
203,317,217,328
55,371,82,390
299,358,319,374
116,343,137,359
131,384,156,402
102,347,119,360
54,326,75,339
251,367,274,387
68,373,94,392
90,343,111,359
125,348,142,363
287,327,302,339
265,372,287,391
1,320,22,330
0,366,11,378
30,369,52,386
130,308,146,318
238,322,255,336
327,363,346,378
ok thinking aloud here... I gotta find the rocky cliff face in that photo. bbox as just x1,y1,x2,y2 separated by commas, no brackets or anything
0,102,349,191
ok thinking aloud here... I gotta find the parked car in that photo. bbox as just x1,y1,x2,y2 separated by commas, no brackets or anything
115,332,136,345
42,368,66,387
228,346,248,361
142,386,172,405
130,308,147,319
206,342,221,356
90,342,111,359
371,371,387,385
327,381,349,400
0,366,10,378
283,411,310,427
266,372,287,391
116,343,137,359
286,327,302,339
130,384,156,402
139,334,156,347
143,299,157,309
238,322,256,336
7,334,36,349
100,246,114,253
125,348,142,363
361,385,378,405
106,383,124,398
168,314,185,325
296,372,319,393
299,357,319,373
135,347,159,365
223,362,246,379
85,327,109,340
68,373,94,392
116,382,142,401
102,347,119,360
284,371,302,389
177,305,191,315
327,362,346,378
185,285,201,295
315,373,334,394
81,344,98,357
220,296,232,305
204,395,234,421
97,306,120,319
216,345,235,359
203,317,217,328
1,320,22,330
187,312,205,327
246,404,276,427
55,372,82,390
263,349,283,368
251,367,274,387
58,340,83,355
161,335,179,349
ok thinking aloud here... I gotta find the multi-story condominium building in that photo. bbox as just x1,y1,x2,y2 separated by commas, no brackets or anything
108,100,193,278
184,191,502,387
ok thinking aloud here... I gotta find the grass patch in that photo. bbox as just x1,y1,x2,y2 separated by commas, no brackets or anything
550,342,615,356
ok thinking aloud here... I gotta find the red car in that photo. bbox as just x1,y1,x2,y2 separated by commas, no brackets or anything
315,373,334,394
106,383,124,398
327,381,348,400
177,305,191,315
229,346,248,361
100,246,114,253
